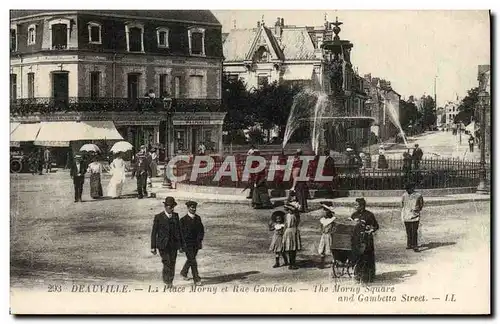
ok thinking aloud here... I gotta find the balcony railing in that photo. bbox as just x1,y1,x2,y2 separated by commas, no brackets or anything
10,97,224,115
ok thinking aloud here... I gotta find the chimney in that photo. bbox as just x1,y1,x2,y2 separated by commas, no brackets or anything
275,17,282,38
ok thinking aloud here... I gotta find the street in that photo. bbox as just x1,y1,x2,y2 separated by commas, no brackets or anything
10,170,489,292
385,130,480,160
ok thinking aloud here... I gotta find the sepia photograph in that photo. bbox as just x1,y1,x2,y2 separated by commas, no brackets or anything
8,8,491,315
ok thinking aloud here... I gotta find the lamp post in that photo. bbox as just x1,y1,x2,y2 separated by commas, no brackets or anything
162,97,173,189
476,90,489,194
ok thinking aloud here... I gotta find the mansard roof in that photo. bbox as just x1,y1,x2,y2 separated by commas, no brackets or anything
10,10,221,26
223,25,317,62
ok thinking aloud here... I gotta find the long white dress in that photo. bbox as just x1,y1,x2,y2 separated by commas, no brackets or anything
107,157,126,198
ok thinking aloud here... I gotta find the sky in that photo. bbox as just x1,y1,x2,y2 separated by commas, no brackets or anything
212,10,490,107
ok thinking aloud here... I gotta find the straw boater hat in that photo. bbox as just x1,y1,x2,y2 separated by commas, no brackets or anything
319,201,336,213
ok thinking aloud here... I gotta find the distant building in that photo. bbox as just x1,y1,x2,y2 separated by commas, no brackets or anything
363,74,401,142
443,101,459,125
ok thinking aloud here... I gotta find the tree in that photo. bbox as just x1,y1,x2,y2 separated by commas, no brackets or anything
250,81,302,142
222,75,255,140
419,95,437,130
454,87,478,125
399,99,420,131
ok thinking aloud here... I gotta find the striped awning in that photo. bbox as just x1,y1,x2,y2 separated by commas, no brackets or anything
10,123,41,146
34,121,123,146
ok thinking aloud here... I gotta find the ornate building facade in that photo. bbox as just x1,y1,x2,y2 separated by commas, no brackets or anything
10,10,226,160
223,17,370,151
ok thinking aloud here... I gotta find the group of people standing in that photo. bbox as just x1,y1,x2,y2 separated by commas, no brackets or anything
69,145,159,202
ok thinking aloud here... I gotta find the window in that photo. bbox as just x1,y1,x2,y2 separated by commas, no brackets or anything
157,28,169,48
125,23,144,52
27,24,36,45
28,73,35,98
49,18,71,50
88,22,101,44
51,24,68,49
159,74,168,97
10,28,17,52
174,76,181,98
188,75,203,98
257,75,269,89
10,74,17,100
188,28,205,56
90,72,100,99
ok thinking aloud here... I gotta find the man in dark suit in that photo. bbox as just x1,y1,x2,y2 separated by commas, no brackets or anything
179,201,205,286
70,154,87,202
132,145,152,199
151,196,183,288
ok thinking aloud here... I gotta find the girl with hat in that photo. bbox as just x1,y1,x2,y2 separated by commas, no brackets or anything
282,201,302,270
268,211,287,268
317,201,336,269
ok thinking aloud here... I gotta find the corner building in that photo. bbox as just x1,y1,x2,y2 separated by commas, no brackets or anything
10,10,226,160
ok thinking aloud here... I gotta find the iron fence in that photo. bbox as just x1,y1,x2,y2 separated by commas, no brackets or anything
169,157,486,190
10,97,223,115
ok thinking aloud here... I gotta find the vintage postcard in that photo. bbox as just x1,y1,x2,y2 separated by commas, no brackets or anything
9,9,491,314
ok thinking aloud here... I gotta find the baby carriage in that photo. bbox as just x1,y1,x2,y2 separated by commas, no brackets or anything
330,217,373,278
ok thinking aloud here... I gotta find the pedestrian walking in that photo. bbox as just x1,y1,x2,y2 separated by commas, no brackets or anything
317,201,336,269
107,154,126,199
37,148,44,175
151,196,183,288
412,144,423,169
43,148,52,173
282,201,302,270
401,182,424,252
468,135,475,153
70,154,87,202
268,211,287,268
132,145,152,199
350,198,379,283
87,156,103,199
179,201,205,286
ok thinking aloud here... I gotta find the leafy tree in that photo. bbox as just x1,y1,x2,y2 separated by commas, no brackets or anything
454,87,478,125
222,75,254,134
250,81,302,142
399,99,420,131
419,95,437,130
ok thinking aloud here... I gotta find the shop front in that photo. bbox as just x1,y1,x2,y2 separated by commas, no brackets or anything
172,112,226,156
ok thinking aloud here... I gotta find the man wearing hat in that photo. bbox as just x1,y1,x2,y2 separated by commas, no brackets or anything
70,154,87,202
132,145,152,199
179,201,205,286
151,196,183,288
401,182,424,252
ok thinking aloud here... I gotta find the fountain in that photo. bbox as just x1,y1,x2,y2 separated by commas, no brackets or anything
282,17,376,155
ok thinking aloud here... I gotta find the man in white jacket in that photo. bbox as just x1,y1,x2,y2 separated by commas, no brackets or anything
401,182,424,252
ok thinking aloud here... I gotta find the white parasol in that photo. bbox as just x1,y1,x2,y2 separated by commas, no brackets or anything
79,143,101,153
110,141,133,153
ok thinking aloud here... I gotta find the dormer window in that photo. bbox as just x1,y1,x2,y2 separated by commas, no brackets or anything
88,22,102,44
10,26,17,52
157,27,169,48
125,23,144,52
49,18,71,50
188,27,205,56
27,24,36,45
